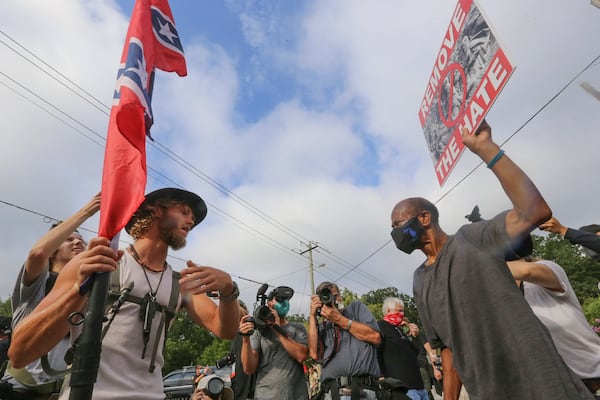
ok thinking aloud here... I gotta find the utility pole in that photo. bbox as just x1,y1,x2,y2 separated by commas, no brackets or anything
300,241,319,294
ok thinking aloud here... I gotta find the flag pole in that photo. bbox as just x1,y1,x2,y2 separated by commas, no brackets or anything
68,235,119,400
66,1,186,397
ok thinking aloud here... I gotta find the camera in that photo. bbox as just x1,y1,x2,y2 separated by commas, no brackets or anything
215,353,235,369
318,287,335,306
316,286,335,316
247,284,295,332
249,284,274,331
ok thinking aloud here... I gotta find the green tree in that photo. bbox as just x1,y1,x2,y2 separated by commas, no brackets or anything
287,313,307,324
361,287,400,305
339,288,358,306
532,233,600,303
398,293,420,326
583,297,600,329
199,338,231,365
0,297,11,316
163,310,214,373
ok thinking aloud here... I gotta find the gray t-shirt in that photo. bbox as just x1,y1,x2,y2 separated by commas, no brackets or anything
250,322,309,400
3,265,70,389
317,300,381,381
413,211,593,400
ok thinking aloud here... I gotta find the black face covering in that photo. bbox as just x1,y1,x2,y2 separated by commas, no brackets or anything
391,216,425,254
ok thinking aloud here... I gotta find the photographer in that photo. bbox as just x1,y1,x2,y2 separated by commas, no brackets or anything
193,375,234,400
308,281,382,400
240,286,309,400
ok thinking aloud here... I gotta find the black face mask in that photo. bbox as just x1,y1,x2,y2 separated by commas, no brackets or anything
391,217,425,254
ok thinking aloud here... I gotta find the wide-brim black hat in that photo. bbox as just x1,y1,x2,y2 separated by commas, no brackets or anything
125,188,207,234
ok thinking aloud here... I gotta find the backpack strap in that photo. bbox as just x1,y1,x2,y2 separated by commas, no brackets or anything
44,271,59,296
148,270,180,373
103,269,180,373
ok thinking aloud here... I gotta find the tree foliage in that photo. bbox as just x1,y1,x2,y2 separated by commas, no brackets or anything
532,233,600,303
0,297,11,317
163,310,214,373
339,288,358,306
287,313,308,324
199,338,231,365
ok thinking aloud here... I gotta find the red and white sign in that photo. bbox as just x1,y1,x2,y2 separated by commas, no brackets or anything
418,0,514,186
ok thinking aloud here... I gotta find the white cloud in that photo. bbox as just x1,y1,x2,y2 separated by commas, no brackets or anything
1,0,599,321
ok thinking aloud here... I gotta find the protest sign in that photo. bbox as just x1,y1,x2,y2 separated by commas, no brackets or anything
418,0,514,186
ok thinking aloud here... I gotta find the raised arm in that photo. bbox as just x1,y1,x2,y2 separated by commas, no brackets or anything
461,121,551,240
239,315,259,375
9,237,119,367
308,295,321,361
270,310,308,364
24,193,100,284
320,302,381,346
181,261,240,340
538,217,568,236
540,217,600,254
507,260,563,292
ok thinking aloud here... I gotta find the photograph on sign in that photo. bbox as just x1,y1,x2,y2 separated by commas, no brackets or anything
418,0,514,186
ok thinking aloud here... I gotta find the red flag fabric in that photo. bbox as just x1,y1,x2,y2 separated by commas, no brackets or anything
99,0,187,239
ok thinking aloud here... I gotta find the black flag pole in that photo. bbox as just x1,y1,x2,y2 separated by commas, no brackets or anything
68,235,119,400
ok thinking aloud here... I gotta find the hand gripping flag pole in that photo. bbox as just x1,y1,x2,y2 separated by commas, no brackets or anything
68,1,186,398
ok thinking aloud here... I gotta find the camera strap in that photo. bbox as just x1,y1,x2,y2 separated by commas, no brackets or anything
318,322,341,367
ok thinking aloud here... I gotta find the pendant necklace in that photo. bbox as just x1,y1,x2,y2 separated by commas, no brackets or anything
128,245,167,359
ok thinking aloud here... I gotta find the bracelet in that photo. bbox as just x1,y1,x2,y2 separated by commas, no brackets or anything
345,319,353,331
486,149,505,169
219,281,239,302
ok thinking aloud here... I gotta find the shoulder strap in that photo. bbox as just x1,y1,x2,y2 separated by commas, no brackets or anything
6,361,63,394
45,271,59,296
148,270,180,373
104,268,180,373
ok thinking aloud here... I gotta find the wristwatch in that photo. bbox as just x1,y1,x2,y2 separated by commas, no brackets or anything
219,281,239,302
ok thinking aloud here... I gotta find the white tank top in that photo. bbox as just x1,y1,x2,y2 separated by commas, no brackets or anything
60,250,181,400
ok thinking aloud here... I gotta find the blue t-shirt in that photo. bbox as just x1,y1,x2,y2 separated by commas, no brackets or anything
317,300,381,381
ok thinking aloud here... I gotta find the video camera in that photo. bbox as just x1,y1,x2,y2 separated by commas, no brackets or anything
242,284,294,335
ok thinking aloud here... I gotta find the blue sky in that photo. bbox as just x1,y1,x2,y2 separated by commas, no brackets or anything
1,0,600,315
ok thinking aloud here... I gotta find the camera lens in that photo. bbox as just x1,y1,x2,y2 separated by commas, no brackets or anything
318,287,334,305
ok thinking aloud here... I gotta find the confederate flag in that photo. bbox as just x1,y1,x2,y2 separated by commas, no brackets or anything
99,0,187,239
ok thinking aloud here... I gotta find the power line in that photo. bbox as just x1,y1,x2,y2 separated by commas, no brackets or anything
0,197,306,292
0,33,385,293
0,32,367,283
0,30,110,115
330,52,600,280
0,28,310,245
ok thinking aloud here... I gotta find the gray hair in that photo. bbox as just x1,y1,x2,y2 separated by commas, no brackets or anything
382,297,404,315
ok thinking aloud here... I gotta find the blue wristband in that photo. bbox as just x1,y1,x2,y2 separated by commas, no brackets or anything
487,149,505,169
